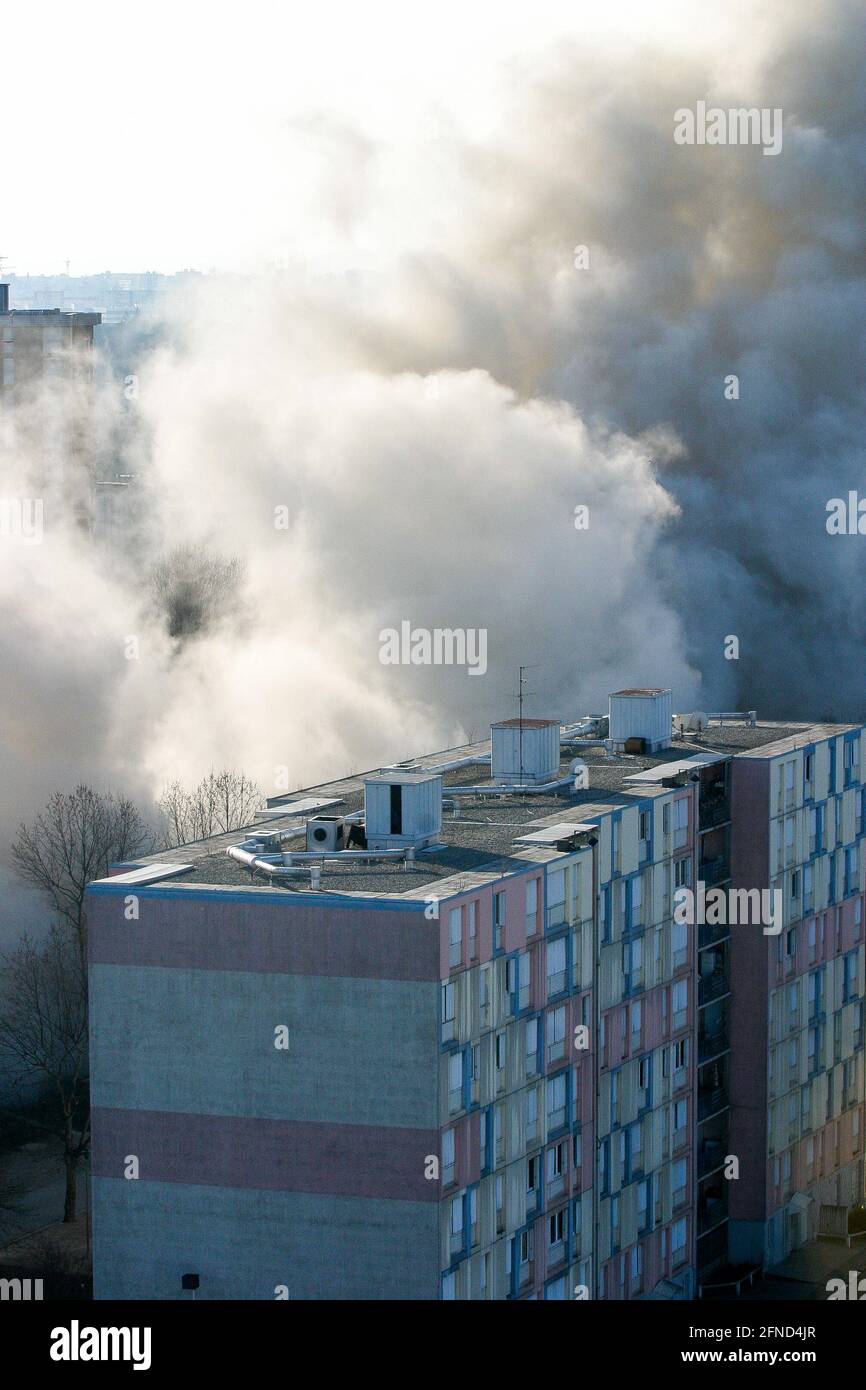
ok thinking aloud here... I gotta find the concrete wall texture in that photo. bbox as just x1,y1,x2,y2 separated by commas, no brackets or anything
87,887,441,1299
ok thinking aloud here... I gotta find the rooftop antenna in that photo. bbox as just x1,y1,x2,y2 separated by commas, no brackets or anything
517,664,539,790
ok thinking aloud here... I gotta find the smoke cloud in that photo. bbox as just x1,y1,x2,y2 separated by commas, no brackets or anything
1,0,864,909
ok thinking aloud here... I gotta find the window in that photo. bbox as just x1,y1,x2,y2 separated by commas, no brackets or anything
468,901,477,960
631,874,643,925
526,878,538,935
673,1038,687,1071
785,760,795,792
546,1141,565,1182
805,752,814,784
548,1208,565,1247
448,907,462,967
674,856,691,888
790,869,800,901
673,798,688,848
493,891,506,950
442,1128,455,1185
638,1056,649,1091
623,937,643,990
547,1072,567,1131
638,1180,648,1230
785,927,796,958
546,936,567,997
671,1158,687,1208
517,951,530,1010
526,1015,539,1072
630,1120,642,1172
631,999,642,1044
527,1155,539,1192
672,919,688,965
671,1217,687,1264
547,869,566,926
526,1086,538,1141
495,1030,506,1073
448,1051,463,1112
547,1006,566,1063
442,981,456,1042
519,1227,533,1265
450,1193,463,1237
672,978,688,1024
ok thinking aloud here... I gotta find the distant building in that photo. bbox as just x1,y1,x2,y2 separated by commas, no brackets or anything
0,283,101,498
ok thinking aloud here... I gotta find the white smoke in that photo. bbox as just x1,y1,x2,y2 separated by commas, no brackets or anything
1,0,863,871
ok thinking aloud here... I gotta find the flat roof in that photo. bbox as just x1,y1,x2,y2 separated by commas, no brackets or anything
611,688,669,697
491,718,559,729
94,717,859,899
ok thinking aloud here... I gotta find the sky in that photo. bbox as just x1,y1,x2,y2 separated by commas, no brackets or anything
2,0,791,275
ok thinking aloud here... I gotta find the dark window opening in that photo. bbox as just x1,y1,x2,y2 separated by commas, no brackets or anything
390,783,403,835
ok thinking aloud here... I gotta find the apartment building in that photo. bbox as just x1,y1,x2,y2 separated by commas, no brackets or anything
84,693,865,1299
0,282,101,499
727,727,866,1268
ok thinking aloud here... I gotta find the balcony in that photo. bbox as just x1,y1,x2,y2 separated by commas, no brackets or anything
698,1172,728,1235
699,1005,729,1063
700,796,731,831
700,856,730,887
699,970,730,1008
698,1084,728,1122
698,918,731,949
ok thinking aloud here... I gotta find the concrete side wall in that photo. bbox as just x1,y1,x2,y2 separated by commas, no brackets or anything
87,888,441,1299
91,1179,439,1300
90,964,438,1127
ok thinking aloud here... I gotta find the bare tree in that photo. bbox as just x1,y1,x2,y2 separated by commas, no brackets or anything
0,927,89,1223
149,545,245,640
158,769,262,847
11,786,152,954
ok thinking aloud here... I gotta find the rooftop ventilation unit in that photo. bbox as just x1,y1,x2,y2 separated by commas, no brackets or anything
674,711,709,734
609,689,672,753
363,772,443,851
305,816,346,853
490,718,560,785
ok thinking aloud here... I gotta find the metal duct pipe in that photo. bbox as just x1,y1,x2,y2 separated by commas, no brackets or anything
226,846,314,880
448,776,576,797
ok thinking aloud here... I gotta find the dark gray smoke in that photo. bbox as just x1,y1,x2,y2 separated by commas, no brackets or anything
1,0,863,895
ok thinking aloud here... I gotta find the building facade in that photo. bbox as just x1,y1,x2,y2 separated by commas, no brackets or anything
85,697,865,1299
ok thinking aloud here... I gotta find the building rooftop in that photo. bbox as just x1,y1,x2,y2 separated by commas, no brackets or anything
93,716,858,902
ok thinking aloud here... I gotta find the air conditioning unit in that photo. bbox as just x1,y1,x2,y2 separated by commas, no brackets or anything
305,816,345,852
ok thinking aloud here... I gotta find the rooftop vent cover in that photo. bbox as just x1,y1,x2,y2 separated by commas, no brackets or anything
305,816,345,853
490,718,560,785
609,689,672,753
363,772,443,851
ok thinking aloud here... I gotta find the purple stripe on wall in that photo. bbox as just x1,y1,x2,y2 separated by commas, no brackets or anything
91,1107,440,1203
86,894,439,982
